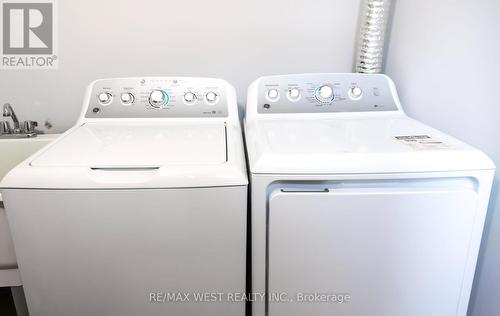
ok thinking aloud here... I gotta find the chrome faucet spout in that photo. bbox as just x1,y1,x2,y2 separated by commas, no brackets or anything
0,103,39,138
3,103,20,129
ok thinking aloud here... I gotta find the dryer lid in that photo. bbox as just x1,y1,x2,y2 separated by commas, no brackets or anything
30,122,227,168
245,117,495,174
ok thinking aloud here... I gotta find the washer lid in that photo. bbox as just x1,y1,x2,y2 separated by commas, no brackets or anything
30,122,227,168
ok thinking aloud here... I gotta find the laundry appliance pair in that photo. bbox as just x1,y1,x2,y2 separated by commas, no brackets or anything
0,74,494,316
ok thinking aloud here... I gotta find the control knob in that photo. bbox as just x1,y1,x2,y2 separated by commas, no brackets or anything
266,89,279,101
149,90,168,108
98,92,113,105
288,88,300,100
120,92,135,105
348,86,363,100
184,92,197,104
205,91,218,104
315,85,335,103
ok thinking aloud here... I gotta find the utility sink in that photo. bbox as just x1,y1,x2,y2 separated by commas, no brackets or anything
0,135,60,181
0,134,60,286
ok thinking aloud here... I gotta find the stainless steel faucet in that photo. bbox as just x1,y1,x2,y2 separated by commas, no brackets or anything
3,103,20,130
1,103,39,138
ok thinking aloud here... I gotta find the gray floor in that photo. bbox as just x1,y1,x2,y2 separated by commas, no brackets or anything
0,287,16,315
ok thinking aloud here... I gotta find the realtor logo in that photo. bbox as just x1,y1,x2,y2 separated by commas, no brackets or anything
1,0,57,69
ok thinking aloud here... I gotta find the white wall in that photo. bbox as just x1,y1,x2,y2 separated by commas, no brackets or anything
385,1,500,315
0,0,361,133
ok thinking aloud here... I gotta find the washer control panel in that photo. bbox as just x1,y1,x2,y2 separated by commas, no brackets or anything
257,73,398,114
85,78,229,118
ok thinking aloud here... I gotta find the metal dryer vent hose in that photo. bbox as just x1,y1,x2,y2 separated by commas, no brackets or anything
355,0,393,73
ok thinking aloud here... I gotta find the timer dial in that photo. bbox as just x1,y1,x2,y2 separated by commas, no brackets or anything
315,85,335,103
149,90,169,108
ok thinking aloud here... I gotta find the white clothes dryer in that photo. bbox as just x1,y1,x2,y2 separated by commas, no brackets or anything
244,73,494,316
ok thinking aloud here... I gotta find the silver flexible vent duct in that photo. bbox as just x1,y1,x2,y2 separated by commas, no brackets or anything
355,0,393,73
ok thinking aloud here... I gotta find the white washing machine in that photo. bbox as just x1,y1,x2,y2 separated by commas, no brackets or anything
0,77,247,316
244,73,495,316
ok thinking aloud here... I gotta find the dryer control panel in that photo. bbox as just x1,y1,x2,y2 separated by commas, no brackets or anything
84,77,230,118
254,73,399,114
